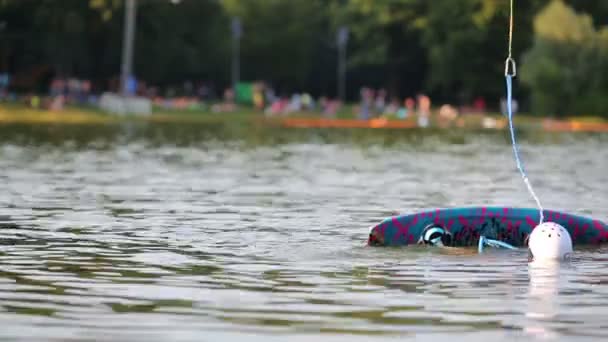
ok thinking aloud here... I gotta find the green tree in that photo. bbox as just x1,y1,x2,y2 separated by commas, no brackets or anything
221,0,327,92
328,0,427,97
520,0,608,116
334,0,542,104
135,0,231,86
0,0,605,110
419,0,544,104
89,0,121,21
0,0,101,90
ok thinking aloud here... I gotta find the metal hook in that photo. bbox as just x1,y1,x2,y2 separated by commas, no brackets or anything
505,57,517,77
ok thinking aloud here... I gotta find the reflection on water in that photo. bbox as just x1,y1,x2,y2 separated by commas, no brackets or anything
0,122,608,341
525,261,565,339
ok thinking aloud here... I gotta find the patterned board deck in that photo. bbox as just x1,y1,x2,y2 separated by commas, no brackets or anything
368,207,608,247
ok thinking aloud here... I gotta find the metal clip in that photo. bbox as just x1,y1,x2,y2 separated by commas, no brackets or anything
505,57,517,77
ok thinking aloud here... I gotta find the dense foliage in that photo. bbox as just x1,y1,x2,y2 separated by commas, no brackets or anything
0,0,607,115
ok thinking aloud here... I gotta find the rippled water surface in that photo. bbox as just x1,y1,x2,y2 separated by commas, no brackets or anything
1,123,608,341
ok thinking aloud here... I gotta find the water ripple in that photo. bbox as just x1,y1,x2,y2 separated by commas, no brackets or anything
0,127,607,341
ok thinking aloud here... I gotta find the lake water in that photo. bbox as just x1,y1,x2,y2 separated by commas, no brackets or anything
1,123,608,341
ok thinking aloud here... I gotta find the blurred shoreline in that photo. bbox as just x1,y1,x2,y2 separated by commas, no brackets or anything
1,102,607,133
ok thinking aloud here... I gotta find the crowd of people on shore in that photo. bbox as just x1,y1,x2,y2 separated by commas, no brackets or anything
0,73,518,126
0,74,99,111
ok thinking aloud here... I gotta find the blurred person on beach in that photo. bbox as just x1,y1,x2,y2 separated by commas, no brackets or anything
359,87,373,120
375,88,386,116
417,94,431,127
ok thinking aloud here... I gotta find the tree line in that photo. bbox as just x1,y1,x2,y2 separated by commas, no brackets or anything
0,0,607,116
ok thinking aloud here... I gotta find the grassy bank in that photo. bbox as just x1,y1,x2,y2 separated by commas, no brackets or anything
1,102,607,133
0,102,258,125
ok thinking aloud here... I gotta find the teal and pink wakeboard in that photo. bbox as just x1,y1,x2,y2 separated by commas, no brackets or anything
368,207,608,247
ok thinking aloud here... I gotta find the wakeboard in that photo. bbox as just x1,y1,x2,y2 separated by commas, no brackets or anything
368,207,608,247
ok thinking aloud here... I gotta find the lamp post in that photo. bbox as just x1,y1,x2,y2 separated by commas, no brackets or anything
231,17,242,91
0,21,6,73
337,26,348,102
120,0,137,97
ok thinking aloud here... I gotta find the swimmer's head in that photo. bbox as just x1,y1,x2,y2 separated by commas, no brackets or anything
527,222,572,262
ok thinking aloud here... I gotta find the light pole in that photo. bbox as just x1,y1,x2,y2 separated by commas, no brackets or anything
0,21,6,72
231,17,241,91
337,26,348,102
120,0,137,97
